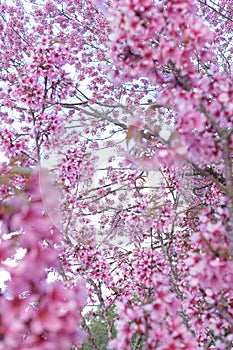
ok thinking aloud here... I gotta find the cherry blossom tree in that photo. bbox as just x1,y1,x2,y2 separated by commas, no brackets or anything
0,0,233,349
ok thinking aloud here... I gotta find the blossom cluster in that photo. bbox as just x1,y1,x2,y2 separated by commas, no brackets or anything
0,169,87,349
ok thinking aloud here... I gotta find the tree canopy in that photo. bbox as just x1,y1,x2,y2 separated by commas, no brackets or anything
0,0,233,349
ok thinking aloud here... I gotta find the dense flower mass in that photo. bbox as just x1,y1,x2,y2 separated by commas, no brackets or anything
0,169,87,349
0,0,233,349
